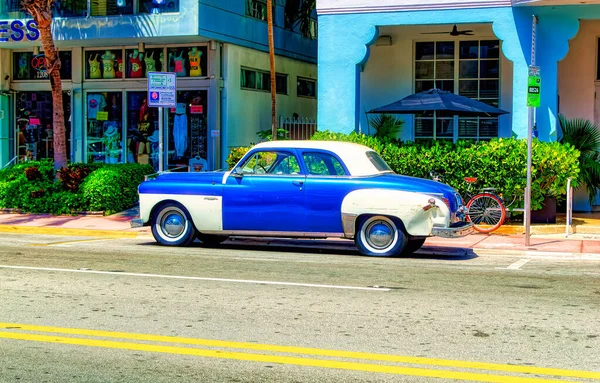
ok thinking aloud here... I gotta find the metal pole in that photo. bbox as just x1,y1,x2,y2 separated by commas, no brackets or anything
525,15,537,246
566,177,572,237
158,107,164,173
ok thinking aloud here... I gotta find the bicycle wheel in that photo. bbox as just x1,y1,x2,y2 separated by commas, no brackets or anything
466,193,506,233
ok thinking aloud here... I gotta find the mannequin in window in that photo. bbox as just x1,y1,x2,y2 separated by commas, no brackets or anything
88,53,102,79
101,50,116,79
144,51,156,77
102,122,120,164
173,102,188,158
137,111,154,157
188,47,202,77
129,49,144,78
169,50,186,77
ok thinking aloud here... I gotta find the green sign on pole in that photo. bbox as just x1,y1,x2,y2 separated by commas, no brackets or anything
527,65,541,108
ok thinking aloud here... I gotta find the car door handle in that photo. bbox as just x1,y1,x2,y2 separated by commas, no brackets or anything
292,180,304,187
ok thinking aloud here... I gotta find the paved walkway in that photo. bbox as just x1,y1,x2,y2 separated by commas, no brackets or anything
1,208,600,258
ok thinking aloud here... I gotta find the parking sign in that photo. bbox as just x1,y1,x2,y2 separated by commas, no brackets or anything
148,72,177,108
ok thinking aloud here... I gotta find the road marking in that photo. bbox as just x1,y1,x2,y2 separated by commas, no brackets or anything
0,330,588,383
0,265,390,291
0,322,598,381
505,258,532,270
29,238,114,247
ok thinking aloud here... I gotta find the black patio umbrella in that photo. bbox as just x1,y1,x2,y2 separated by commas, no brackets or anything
369,88,509,116
368,88,509,140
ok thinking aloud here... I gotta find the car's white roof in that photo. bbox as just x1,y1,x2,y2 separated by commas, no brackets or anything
251,140,390,176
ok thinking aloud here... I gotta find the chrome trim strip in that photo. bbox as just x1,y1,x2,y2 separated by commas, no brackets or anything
342,213,358,239
317,1,511,14
199,230,345,238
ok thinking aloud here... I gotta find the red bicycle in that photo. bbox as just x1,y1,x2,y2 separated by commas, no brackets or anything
431,172,506,233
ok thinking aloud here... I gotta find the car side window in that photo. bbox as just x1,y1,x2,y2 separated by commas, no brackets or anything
240,151,300,175
303,152,347,176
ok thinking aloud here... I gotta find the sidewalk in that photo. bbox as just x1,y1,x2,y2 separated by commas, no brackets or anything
1,208,600,258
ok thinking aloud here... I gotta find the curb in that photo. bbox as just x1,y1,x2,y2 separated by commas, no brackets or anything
0,225,145,238
491,224,600,236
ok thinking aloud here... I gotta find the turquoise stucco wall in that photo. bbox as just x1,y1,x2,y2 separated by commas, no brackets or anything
318,5,600,140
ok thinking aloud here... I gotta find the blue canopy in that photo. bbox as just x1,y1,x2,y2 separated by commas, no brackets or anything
369,88,509,117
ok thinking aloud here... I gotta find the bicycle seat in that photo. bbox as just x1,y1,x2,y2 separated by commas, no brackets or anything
464,177,478,183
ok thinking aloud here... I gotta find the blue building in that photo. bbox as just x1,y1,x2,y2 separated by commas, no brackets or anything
0,0,317,170
317,0,600,210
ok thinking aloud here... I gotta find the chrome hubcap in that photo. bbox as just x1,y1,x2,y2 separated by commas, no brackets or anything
162,212,185,238
366,221,394,249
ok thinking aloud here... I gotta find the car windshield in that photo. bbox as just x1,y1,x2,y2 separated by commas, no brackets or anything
366,151,394,173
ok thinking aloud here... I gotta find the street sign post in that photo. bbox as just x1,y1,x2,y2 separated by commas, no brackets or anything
147,72,177,172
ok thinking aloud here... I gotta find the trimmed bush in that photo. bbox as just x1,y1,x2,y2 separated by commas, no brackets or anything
226,146,251,169
80,163,154,215
310,131,580,210
0,162,153,215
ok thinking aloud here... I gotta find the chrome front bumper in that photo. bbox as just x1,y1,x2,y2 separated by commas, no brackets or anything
432,221,474,238
130,218,144,228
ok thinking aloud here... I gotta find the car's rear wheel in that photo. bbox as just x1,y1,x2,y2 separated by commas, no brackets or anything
402,237,427,255
355,215,407,257
196,233,230,246
151,202,196,246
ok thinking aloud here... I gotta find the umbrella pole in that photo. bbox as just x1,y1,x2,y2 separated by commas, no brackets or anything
433,110,436,140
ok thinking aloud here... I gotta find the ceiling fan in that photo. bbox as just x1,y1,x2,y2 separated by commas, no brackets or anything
421,25,474,36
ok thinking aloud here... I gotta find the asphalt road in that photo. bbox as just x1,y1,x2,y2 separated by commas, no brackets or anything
0,233,599,383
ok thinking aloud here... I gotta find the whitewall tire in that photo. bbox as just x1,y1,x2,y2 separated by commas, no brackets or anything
151,203,196,246
355,215,407,257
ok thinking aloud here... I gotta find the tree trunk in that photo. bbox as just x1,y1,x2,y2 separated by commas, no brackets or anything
267,0,277,140
22,0,67,170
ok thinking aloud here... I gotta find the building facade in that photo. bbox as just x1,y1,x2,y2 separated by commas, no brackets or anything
0,0,317,171
316,0,600,210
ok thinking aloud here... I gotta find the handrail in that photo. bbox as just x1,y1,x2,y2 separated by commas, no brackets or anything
566,177,573,238
1,156,19,170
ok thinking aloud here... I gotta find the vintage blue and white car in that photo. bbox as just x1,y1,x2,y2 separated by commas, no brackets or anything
132,141,473,257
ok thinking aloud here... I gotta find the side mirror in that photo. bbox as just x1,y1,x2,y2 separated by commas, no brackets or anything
232,167,244,178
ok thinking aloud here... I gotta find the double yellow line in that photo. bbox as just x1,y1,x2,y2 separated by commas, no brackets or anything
1,322,598,382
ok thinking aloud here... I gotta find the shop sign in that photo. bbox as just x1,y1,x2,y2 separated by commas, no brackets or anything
0,20,40,42
147,72,176,108
29,118,40,125
31,53,49,79
190,105,203,114
527,65,541,108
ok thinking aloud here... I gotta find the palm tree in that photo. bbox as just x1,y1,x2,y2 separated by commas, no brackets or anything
267,0,276,140
21,0,68,171
558,114,600,205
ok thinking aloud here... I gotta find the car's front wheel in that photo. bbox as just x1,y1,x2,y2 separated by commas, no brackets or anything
151,202,196,246
355,215,407,257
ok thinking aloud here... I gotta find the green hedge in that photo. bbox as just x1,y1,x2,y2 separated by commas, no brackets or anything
226,132,580,210
0,162,153,215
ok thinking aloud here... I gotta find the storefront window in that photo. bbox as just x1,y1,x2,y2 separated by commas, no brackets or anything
166,90,208,171
86,92,123,163
91,0,133,16
126,91,159,167
53,0,87,17
125,48,164,78
15,91,71,161
85,50,123,80
166,46,207,78
139,0,179,13
13,51,72,80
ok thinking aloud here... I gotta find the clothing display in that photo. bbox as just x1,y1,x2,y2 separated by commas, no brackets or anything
173,111,188,157
129,49,144,78
88,53,102,79
144,51,156,77
102,122,120,163
115,57,123,78
18,54,29,79
101,50,116,79
87,94,106,120
188,47,202,77
170,51,186,77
